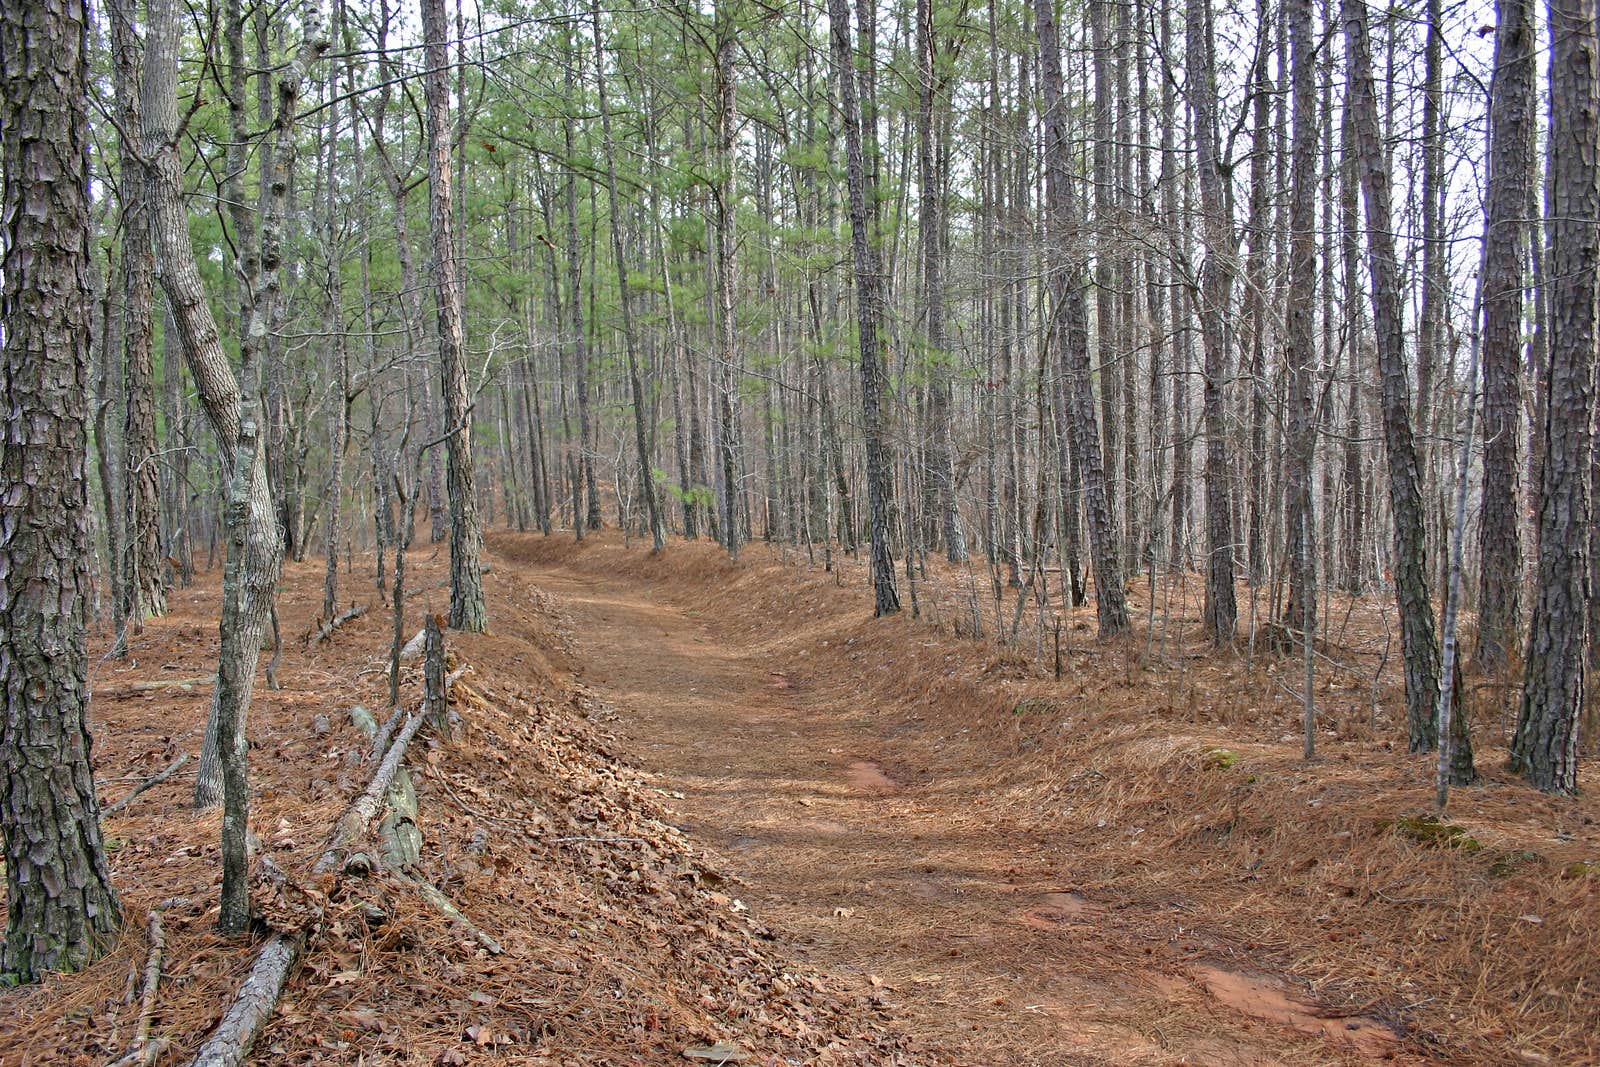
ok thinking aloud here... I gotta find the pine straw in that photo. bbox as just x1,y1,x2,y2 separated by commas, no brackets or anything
1,546,903,1066
496,531,1600,1065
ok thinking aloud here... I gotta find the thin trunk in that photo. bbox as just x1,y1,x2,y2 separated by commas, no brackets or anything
591,0,665,552
421,0,487,631
1037,0,1128,635
828,0,900,615
1187,0,1238,642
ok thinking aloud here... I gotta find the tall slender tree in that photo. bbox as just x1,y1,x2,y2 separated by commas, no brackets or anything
828,0,900,615
1036,0,1127,636
422,0,488,630
1342,0,1440,750
1186,0,1238,642
1283,0,1317,633
110,0,165,635
1476,0,1535,673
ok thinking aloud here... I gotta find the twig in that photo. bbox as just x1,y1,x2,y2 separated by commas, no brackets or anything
369,705,404,761
104,753,191,815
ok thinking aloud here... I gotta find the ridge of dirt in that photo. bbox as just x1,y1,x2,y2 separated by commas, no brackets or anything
1,546,906,1066
488,530,1600,1067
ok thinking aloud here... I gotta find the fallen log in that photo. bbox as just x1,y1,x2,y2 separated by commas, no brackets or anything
187,711,425,1067
316,711,424,876
351,707,497,952
104,753,190,816
304,603,368,647
106,910,167,1067
348,706,421,868
186,932,304,1067
368,705,405,762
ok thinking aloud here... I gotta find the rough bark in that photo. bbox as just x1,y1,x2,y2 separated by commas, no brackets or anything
110,0,166,631
421,0,487,631
1511,0,1598,795
1475,0,1534,673
1342,0,1441,749
713,20,743,560
1186,0,1238,642
1283,0,1317,633
1036,0,1128,636
917,0,963,563
0,0,123,981
828,0,900,616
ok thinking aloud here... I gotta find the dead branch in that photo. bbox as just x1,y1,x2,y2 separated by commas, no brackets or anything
99,675,214,700
186,930,305,1067
187,710,426,1067
369,705,405,761
316,710,425,876
104,753,190,815
410,876,503,954
304,603,369,647
106,909,167,1067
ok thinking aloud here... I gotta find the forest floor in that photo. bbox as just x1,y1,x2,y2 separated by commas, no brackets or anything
4,528,1599,1065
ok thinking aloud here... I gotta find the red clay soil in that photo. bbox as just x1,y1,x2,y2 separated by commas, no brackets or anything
490,531,1600,1067
3,528,1597,1066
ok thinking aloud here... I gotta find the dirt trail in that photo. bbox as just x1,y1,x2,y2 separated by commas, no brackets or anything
495,538,1413,1067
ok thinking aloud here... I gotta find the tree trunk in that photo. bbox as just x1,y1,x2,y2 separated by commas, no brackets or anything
1511,0,1598,795
1342,0,1441,749
917,0,963,563
591,0,665,553
111,0,166,632
1475,0,1535,673
1283,0,1317,634
1186,0,1237,642
713,17,743,561
0,0,123,980
828,0,900,616
421,0,487,631
1036,0,1128,636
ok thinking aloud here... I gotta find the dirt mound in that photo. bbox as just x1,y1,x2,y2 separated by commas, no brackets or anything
0,548,904,1065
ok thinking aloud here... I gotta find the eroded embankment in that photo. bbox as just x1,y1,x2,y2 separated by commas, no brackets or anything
2,547,904,1066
